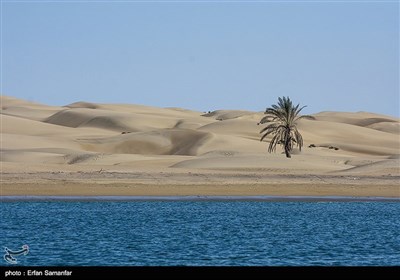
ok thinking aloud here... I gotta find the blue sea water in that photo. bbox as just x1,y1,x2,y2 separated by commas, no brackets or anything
1,201,399,266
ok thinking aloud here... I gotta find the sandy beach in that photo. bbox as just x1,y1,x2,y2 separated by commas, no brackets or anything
1,96,399,197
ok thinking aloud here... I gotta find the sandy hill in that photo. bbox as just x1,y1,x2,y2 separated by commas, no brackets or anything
1,95,399,176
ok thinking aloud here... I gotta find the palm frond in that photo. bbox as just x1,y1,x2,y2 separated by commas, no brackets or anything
295,114,315,122
268,134,281,153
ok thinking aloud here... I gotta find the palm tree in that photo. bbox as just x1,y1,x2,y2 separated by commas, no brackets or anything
258,96,315,158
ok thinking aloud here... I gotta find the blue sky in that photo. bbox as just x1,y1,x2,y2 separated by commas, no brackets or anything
2,0,399,117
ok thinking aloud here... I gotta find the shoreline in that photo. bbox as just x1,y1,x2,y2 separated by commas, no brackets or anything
2,171,399,198
1,195,399,202
1,182,399,197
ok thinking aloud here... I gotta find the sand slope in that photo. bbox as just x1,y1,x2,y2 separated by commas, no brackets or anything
1,95,399,179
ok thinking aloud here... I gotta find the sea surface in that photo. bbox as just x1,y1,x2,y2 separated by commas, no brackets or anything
1,200,399,266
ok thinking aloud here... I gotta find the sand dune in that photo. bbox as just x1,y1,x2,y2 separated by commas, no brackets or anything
1,96,64,121
2,95,399,166
171,152,349,172
1,95,399,196
337,158,400,176
79,128,213,156
366,122,400,134
201,110,256,120
44,108,173,132
198,119,260,139
297,119,398,156
313,111,399,131
65,101,100,109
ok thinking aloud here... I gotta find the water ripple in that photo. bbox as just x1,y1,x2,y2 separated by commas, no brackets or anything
1,202,399,266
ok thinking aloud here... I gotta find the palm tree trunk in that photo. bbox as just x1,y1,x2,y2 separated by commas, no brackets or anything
284,128,291,158
284,146,291,158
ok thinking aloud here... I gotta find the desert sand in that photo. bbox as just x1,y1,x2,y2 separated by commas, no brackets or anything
1,95,399,197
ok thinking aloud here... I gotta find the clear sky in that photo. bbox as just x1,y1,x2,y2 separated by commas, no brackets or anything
2,0,399,117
